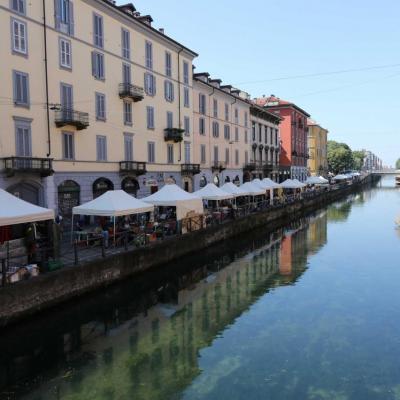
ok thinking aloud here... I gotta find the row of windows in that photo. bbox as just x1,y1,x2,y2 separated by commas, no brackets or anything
62,132,193,164
199,146,244,166
198,94,249,126
251,122,279,145
198,118,249,142
10,1,191,84
13,117,247,167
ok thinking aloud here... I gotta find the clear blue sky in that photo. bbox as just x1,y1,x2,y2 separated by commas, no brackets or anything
119,0,399,166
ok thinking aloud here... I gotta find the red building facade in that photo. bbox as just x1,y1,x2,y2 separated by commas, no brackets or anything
255,96,310,182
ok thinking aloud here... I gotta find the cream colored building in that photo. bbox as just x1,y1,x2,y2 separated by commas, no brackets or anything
0,0,197,216
307,119,328,176
192,73,251,189
246,105,281,182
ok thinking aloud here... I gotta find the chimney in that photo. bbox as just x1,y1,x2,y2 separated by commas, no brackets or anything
159,28,165,34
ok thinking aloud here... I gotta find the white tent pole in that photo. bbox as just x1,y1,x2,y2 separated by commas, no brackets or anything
270,189,273,205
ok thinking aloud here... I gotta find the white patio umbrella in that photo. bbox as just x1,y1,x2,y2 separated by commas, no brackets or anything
318,176,329,184
240,182,266,196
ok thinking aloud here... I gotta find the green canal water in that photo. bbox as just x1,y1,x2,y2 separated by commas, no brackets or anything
1,177,399,400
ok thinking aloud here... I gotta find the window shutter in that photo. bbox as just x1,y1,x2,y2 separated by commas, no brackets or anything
54,0,61,30
69,1,74,36
22,75,28,104
91,51,96,76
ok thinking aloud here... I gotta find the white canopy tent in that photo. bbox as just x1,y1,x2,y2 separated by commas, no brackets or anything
292,179,306,188
306,176,320,185
333,174,349,181
262,178,282,189
143,184,203,220
280,179,301,189
194,183,234,201
220,182,251,197
73,190,154,217
251,178,267,189
72,190,154,243
240,182,266,196
0,189,54,227
318,176,330,184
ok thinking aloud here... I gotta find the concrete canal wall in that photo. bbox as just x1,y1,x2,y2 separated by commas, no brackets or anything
0,175,379,326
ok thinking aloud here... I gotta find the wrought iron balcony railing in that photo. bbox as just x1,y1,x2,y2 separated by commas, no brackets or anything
211,161,226,172
164,128,184,142
55,108,89,130
119,161,147,176
2,157,53,177
119,83,145,102
181,164,201,175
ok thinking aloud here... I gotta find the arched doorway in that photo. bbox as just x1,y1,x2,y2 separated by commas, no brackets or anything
121,177,140,197
233,175,240,186
58,180,80,218
225,176,231,183
7,181,42,206
182,177,193,192
93,178,114,199
213,175,220,187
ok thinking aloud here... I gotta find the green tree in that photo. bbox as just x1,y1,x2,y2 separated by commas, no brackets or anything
327,141,354,174
396,158,400,169
352,150,365,170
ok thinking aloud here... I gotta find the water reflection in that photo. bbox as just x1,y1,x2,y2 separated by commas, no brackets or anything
1,180,394,400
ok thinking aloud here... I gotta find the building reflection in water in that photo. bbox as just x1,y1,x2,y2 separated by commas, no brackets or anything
0,211,329,400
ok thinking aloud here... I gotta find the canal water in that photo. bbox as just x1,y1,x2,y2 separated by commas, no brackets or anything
0,177,399,400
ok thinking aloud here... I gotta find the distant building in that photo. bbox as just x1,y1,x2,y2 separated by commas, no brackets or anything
307,119,328,177
363,150,382,171
244,105,281,182
255,96,311,182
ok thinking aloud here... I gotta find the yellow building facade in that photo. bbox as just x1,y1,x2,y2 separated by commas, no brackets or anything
307,119,328,176
0,0,197,216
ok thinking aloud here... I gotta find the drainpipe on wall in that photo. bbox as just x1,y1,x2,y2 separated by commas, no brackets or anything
177,48,183,162
43,0,51,157
208,86,215,175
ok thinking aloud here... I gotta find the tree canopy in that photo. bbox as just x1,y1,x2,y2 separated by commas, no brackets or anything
396,159,400,169
327,141,354,174
352,150,365,171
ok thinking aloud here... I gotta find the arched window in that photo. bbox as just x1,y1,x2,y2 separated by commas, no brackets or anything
93,178,114,198
225,176,231,183
121,177,140,196
199,175,207,188
58,180,80,217
213,175,220,187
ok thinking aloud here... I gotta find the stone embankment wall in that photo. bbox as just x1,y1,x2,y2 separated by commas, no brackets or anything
0,175,378,326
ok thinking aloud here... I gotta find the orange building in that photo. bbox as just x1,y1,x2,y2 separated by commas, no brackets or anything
255,96,310,182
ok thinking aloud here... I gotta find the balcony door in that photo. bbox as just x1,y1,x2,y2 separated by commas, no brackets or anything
61,83,73,120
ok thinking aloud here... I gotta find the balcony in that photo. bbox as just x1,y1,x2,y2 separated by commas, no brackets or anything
119,83,144,102
211,161,226,173
164,128,184,143
181,164,201,175
263,163,273,172
55,109,89,130
119,161,147,176
2,157,53,177
243,162,257,172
